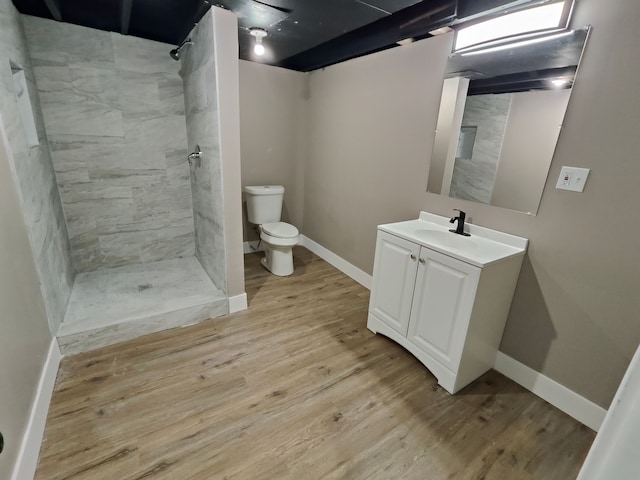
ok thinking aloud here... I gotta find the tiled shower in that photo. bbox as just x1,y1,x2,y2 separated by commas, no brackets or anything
2,8,232,354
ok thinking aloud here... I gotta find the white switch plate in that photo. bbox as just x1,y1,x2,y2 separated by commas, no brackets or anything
556,166,590,192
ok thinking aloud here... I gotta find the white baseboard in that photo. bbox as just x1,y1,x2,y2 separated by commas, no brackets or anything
11,338,61,480
494,351,606,431
228,293,248,313
300,235,372,290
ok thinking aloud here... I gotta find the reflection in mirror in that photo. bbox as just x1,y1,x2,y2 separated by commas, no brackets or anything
428,27,590,215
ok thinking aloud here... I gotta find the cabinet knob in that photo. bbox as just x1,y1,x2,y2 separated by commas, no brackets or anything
419,258,426,264
410,254,417,261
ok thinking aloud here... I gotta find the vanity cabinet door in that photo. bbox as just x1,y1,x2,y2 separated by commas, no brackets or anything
407,247,480,372
369,232,420,337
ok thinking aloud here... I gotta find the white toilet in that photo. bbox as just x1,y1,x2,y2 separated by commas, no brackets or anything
244,185,300,276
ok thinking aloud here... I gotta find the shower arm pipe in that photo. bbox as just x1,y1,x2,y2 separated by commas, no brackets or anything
170,37,194,60
177,37,194,50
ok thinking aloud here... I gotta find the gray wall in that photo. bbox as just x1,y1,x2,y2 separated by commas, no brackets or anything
0,96,52,480
0,2,73,333
450,93,511,203
239,60,307,242
299,0,640,408
23,16,194,273
181,7,245,297
491,89,570,213
304,34,451,274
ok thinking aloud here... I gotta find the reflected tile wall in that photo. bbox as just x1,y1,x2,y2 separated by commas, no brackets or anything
180,11,227,291
451,93,512,204
0,3,73,332
23,16,195,272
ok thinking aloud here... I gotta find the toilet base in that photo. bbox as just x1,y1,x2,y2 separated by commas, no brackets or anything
261,245,295,276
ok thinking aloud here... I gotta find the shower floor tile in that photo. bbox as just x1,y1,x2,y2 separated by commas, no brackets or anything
58,257,228,354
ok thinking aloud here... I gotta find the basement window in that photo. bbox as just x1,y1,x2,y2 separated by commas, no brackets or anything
10,61,39,147
454,0,572,52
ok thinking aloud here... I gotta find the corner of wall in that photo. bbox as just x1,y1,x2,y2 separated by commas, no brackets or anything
10,339,61,480
4,9,74,334
212,7,245,298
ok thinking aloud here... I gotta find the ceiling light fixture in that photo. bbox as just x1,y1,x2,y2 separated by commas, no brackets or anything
249,27,268,56
455,1,567,52
551,78,569,87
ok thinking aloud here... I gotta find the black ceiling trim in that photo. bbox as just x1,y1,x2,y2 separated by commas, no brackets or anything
11,0,551,71
355,0,391,15
278,0,457,72
43,0,62,21
120,0,133,35
251,0,293,15
176,0,211,44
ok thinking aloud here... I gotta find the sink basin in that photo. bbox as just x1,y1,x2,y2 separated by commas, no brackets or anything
378,212,528,267
414,229,477,251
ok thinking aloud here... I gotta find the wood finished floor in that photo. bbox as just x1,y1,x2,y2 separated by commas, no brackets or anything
35,247,595,479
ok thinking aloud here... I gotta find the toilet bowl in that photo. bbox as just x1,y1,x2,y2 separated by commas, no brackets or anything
244,185,299,276
259,221,299,276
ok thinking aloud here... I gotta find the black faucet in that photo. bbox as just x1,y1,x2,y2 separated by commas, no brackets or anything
449,209,471,236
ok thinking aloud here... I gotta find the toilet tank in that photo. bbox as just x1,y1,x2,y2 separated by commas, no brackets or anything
244,185,285,224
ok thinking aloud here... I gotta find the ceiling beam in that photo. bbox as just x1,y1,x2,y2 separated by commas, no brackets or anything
43,0,62,21
278,0,457,72
120,0,134,35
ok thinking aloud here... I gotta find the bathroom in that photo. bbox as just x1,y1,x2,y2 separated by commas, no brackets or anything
1,0,640,477
0,6,246,355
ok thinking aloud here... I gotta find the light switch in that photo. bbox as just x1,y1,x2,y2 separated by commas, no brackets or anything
556,166,590,192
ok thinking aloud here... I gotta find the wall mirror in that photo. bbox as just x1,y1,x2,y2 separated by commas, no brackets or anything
428,26,590,215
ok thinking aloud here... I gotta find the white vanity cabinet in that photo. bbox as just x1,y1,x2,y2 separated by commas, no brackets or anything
367,212,527,394
367,233,420,337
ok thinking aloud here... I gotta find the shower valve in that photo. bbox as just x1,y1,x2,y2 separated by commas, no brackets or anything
188,145,202,166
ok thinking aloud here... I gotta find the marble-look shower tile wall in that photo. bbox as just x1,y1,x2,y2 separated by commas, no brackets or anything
0,2,73,332
450,93,512,204
23,16,195,273
180,11,227,291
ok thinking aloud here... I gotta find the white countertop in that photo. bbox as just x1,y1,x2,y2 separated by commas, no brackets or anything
378,211,528,267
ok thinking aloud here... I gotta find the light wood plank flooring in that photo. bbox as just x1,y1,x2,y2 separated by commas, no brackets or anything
35,247,595,479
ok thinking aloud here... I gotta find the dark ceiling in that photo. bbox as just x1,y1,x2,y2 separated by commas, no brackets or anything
11,0,552,72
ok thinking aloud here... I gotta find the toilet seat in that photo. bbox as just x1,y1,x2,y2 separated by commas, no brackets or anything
262,222,299,238
260,222,299,247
